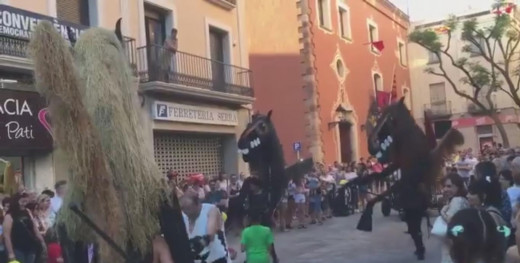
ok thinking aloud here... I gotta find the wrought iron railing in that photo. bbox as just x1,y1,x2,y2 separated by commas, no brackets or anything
0,35,27,57
136,45,253,97
425,100,452,117
0,34,138,74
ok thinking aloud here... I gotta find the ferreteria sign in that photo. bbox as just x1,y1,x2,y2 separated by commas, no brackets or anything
153,101,238,126
0,5,87,41
0,89,53,154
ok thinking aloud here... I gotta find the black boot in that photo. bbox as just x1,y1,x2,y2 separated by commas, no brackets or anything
411,232,425,261
414,248,425,260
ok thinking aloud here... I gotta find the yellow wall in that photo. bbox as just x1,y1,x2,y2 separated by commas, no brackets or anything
137,0,247,68
408,12,519,120
8,0,49,15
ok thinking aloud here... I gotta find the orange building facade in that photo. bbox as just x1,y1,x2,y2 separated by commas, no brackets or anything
247,0,411,165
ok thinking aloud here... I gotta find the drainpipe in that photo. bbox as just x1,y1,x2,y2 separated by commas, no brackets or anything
236,0,244,67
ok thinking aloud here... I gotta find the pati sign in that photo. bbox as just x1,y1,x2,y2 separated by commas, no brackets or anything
0,89,53,152
153,101,238,126
0,5,86,41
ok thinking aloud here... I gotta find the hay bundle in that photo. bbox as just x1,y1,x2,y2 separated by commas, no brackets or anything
73,28,163,252
29,22,125,261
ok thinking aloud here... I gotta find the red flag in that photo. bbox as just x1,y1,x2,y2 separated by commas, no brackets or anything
390,74,398,102
376,91,391,108
371,40,385,52
505,3,515,14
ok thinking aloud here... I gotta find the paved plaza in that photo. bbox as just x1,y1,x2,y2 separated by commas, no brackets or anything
227,207,517,263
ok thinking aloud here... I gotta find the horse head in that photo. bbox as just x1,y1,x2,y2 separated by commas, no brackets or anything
366,97,415,164
237,110,275,162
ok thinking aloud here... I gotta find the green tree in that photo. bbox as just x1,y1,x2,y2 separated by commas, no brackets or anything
409,0,519,147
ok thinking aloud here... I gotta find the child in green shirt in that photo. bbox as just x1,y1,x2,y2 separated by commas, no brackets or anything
241,212,275,263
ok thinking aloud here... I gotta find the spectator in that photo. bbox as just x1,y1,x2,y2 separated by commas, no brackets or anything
241,211,275,263
45,228,63,263
186,174,206,200
41,190,55,199
204,179,228,212
293,178,306,229
307,173,322,225
34,194,52,236
285,179,296,229
226,174,243,231
2,198,10,215
474,161,511,223
50,180,67,226
166,170,183,198
217,173,229,193
439,173,470,263
3,192,43,263
499,170,514,190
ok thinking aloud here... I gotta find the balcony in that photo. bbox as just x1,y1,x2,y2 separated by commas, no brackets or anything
136,45,254,101
0,34,138,74
206,0,236,10
467,97,497,114
424,101,452,118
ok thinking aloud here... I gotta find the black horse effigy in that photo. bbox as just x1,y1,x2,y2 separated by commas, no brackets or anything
349,97,464,260
237,110,287,219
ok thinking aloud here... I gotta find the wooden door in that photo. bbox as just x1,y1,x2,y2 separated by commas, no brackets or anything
209,28,226,90
339,122,352,163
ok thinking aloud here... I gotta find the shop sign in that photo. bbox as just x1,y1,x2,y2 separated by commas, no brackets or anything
0,5,87,41
153,101,238,126
0,89,53,152
451,114,520,128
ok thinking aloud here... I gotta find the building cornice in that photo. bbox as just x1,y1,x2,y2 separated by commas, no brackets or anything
414,11,491,29
362,0,409,30
139,81,254,105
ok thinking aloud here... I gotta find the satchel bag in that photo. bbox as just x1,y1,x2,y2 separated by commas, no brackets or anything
431,216,448,237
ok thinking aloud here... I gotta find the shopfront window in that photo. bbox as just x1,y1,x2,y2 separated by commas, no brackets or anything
0,157,23,193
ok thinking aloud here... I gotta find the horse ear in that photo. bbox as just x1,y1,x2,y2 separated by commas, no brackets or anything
267,110,273,120
115,18,123,43
399,97,405,105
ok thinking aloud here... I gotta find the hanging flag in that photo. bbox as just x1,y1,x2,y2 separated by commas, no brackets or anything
365,97,381,134
376,91,391,108
492,8,503,15
505,3,515,14
390,74,398,103
372,40,385,52
433,26,450,34
364,40,385,52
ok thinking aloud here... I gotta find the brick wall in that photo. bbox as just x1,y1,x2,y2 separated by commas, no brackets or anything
57,0,89,25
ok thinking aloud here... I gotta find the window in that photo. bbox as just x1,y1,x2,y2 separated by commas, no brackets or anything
336,59,345,77
429,82,446,103
368,24,379,53
373,73,382,91
145,7,167,46
476,125,493,135
428,51,440,64
398,42,407,66
57,0,90,26
338,6,351,39
317,0,331,29
469,37,486,56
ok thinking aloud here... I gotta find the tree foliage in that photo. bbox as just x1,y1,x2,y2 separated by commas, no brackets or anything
409,0,520,146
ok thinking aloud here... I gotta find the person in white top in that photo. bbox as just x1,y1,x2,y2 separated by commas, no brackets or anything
180,195,231,263
49,180,67,226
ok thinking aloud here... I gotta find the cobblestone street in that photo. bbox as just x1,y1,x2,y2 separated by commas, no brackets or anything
227,207,517,263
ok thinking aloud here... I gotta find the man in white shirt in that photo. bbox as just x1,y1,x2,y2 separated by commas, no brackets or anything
465,152,479,177
50,180,67,225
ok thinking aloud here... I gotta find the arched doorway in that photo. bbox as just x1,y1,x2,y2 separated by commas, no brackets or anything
338,121,352,163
